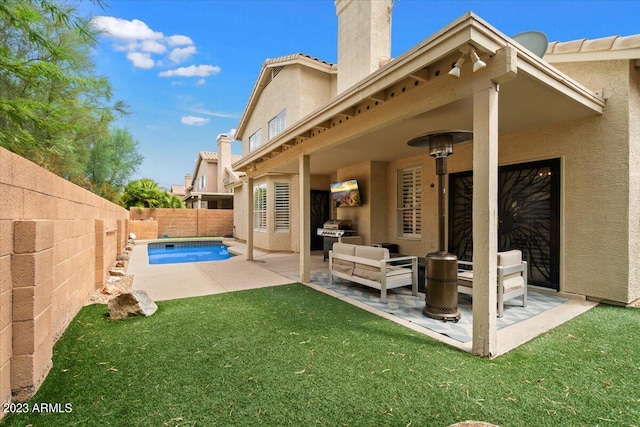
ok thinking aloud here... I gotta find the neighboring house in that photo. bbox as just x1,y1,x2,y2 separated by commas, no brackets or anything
183,134,242,209
169,180,187,199
232,0,640,356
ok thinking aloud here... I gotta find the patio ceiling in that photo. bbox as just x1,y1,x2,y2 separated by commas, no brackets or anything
234,12,605,177
263,72,601,176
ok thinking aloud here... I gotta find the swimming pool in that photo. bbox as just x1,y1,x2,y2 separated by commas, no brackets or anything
147,241,233,265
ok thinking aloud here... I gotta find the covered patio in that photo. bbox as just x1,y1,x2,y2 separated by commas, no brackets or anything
234,13,605,357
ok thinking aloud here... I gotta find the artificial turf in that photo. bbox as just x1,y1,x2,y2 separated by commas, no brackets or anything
2,283,639,426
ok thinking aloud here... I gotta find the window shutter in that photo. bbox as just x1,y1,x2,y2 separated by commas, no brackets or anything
253,184,267,231
249,129,262,152
274,182,290,231
268,110,286,139
398,167,422,237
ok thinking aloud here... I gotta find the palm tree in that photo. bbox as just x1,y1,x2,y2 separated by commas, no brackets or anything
120,178,185,209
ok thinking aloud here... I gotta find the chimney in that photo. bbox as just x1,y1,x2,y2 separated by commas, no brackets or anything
335,0,392,94
217,134,232,193
185,173,192,191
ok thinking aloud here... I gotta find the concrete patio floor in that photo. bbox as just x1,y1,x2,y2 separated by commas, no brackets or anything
128,238,597,357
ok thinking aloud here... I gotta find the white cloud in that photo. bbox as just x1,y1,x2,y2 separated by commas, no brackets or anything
195,79,206,86
181,116,210,126
91,16,201,70
190,107,239,119
169,45,197,63
159,65,221,78
218,129,237,140
91,16,163,41
166,35,193,46
140,39,167,54
126,51,155,69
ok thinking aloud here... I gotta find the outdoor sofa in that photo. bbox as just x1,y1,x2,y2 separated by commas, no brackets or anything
329,243,418,303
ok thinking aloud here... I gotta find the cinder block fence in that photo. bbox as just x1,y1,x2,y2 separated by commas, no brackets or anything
0,147,129,415
130,207,233,239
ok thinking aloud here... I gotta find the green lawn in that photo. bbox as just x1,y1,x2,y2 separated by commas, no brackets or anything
2,283,640,426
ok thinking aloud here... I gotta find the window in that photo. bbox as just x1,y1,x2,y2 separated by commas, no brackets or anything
249,129,262,152
268,109,286,140
198,175,206,190
397,166,422,238
253,184,267,232
274,182,290,232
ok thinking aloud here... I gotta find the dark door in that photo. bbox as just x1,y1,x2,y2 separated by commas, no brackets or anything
310,190,330,251
448,158,561,290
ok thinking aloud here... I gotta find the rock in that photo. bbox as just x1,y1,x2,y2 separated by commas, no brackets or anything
125,245,134,251
109,268,126,276
116,254,130,261
115,261,125,268
129,232,137,240
108,290,157,320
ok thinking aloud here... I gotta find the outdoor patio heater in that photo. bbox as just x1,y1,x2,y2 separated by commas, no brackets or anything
407,130,472,321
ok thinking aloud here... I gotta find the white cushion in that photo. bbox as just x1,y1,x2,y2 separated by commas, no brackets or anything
332,243,356,275
352,246,390,281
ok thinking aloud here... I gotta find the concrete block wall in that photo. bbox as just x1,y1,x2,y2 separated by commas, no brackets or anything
0,147,129,412
129,220,159,240
130,208,233,238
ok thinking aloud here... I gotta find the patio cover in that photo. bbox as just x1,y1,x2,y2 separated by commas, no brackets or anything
233,12,605,357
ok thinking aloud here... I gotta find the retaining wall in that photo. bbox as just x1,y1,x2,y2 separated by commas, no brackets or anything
0,147,129,414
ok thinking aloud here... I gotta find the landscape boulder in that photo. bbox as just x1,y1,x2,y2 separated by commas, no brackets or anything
108,290,158,320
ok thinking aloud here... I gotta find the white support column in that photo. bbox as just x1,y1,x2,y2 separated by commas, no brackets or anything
472,82,499,357
246,177,254,261
299,155,311,282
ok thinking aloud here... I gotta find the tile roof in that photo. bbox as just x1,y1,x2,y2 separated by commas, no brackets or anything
264,52,334,67
199,151,243,162
546,34,640,56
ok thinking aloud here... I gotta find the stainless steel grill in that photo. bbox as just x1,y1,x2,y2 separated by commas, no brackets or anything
316,219,355,237
317,220,360,260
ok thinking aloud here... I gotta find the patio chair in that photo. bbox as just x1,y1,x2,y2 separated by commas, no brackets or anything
456,249,528,317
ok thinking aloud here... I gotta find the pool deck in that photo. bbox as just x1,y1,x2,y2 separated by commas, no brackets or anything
128,238,298,301
128,238,597,357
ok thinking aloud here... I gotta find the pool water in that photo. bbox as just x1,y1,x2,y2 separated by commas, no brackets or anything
148,241,233,265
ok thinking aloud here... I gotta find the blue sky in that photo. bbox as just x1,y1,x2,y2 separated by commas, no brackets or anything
85,0,640,189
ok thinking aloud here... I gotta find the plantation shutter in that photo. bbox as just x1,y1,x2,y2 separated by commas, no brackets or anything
398,167,422,238
268,110,286,139
274,182,290,232
253,184,267,232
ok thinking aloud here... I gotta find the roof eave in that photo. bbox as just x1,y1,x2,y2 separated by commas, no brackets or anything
234,12,605,173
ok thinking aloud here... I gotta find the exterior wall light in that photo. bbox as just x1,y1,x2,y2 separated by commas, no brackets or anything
448,47,486,77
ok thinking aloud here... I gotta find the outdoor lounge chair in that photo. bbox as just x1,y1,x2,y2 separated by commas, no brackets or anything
456,249,528,317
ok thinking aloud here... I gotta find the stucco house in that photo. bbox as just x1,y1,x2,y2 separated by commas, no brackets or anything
183,134,242,209
232,0,640,356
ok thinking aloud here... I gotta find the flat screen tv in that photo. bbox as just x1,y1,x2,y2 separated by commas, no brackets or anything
330,179,362,207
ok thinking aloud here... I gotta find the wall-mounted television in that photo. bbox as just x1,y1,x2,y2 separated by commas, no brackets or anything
330,179,362,207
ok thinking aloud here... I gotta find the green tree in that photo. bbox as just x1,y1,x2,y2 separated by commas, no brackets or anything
0,0,126,181
85,128,144,201
121,179,185,209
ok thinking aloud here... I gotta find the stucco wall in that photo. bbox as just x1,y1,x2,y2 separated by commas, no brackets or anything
130,208,233,238
336,161,372,243
627,64,640,302
0,147,129,410
242,64,334,156
335,60,635,303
